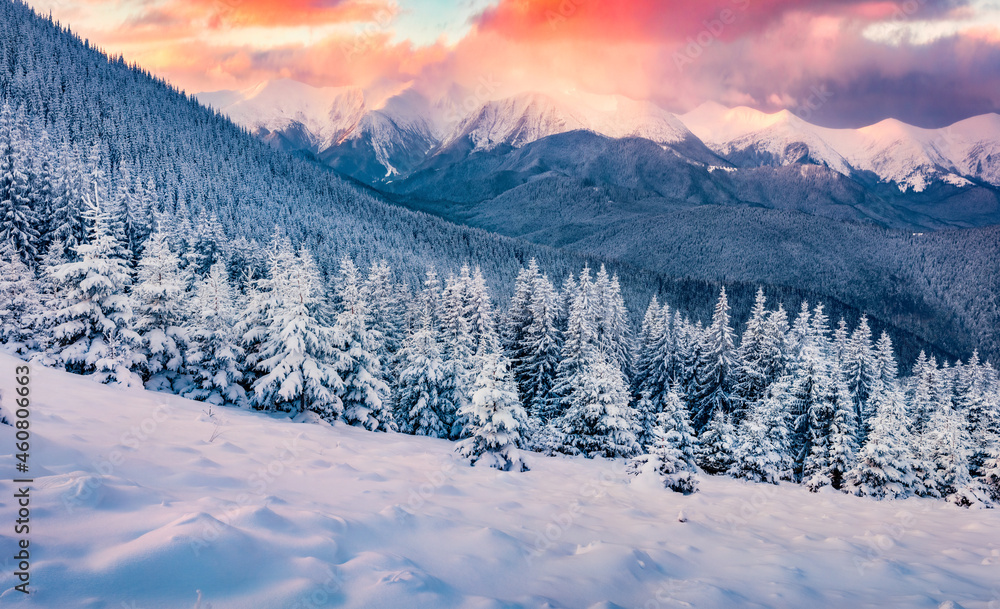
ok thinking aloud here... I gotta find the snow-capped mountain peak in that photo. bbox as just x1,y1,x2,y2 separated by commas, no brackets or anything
196,79,367,152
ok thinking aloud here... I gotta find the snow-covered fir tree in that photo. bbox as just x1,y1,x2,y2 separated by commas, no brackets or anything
843,315,876,440
696,407,736,474
691,287,736,430
730,379,794,484
184,261,246,407
555,348,640,458
332,256,393,432
846,367,917,499
803,370,857,492
439,270,477,438
909,351,937,435
731,288,773,422
0,241,40,353
395,311,453,438
627,386,699,494
39,187,143,386
133,230,190,392
551,266,598,419
592,265,632,377
251,247,344,420
0,102,39,265
505,259,562,422
456,352,529,472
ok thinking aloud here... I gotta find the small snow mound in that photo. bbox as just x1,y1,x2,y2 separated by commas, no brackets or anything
587,602,628,609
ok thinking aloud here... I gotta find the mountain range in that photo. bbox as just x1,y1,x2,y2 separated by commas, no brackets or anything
197,80,1000,230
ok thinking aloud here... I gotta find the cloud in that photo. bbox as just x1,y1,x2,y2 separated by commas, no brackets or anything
27,0,1000,126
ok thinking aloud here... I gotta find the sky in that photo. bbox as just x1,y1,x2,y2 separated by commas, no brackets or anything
26,0,1000,127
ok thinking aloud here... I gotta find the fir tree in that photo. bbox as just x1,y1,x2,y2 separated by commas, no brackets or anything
627,388,699,494
333,256,393,432
555,348,640,458
0,102,39,265
456,352,529,472
41,186,143,386
133,231,190,392
0,242,40,353
395,311,453,438
691,287,736,430
184,261,246,407
803,370,857,492
696,408,736,474
846,377,916,499
251,247,343,420
843,315,876,439
730,380,794,484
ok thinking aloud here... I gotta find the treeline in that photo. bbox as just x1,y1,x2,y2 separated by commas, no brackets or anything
2,163,998,507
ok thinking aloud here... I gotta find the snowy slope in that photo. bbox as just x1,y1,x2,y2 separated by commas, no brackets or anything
1,355,998,609
442,92,693,152
197,79,367,152
680,103,1000,191
679,102,852,174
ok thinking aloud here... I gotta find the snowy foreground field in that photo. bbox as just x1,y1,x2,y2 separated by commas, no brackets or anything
1,354,998,609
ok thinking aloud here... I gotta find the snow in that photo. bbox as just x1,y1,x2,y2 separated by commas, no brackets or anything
196,79,367,151
196,79,1000,190
679,103,1000,191
1,354,998,608
444,92,693,152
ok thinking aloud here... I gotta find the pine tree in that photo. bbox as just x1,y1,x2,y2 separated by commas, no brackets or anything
691,287,736,430
551,266,598,419
696,408,736,474
843,315,876,440
732,288,785,422
627,388,699,494
593,266,632,377
803,370,857,491
456,352,529,472
909,351,937,435
0,102,39,265
41,186,143,386
730,379,794,484
506,260,562,421
133,231,190,392
846,377,916,499
440,270,476,438
519,271,562,421
922,384,973,501
332,256,393,432
363,260,405,361
184,261,246,407
251,247,343,420
555,348,640,458
0,241,41,354
395,311,453,438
